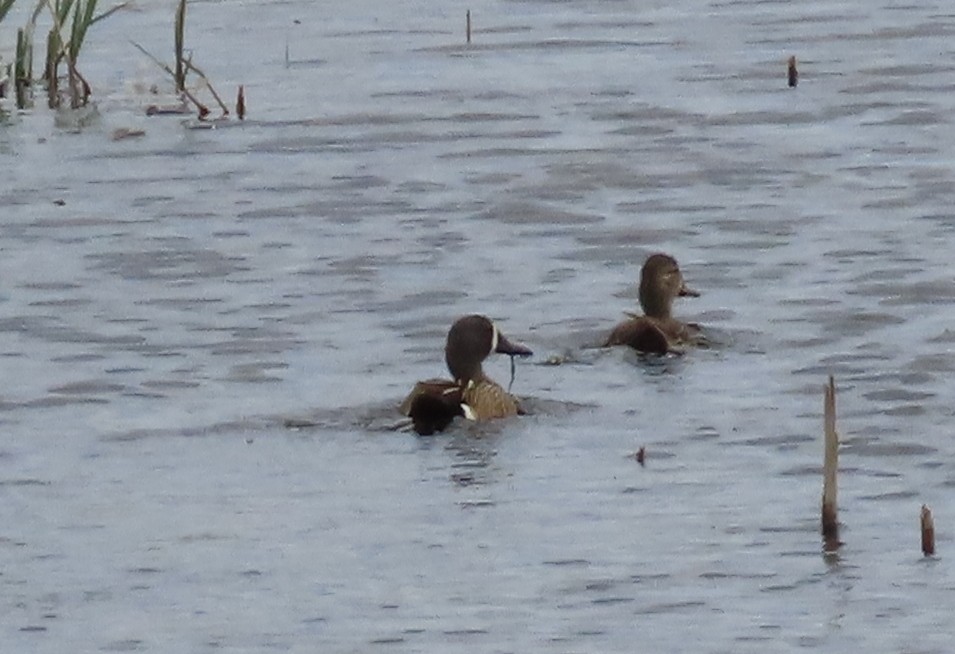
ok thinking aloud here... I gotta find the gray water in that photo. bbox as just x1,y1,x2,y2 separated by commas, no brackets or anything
2,0,954,651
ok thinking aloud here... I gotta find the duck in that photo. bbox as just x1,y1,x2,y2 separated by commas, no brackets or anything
604,253,701,354
399,314,533,435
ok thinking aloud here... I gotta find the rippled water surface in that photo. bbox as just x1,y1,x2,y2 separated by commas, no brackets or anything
2,0,955,651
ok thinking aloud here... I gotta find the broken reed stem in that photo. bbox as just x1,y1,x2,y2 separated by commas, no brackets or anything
183,58,228,115
15,27,32,109
822,375,839,549
236,85,245,119
787,55,798,88
466,10,471,44
130,39,210,117
921,505,935,556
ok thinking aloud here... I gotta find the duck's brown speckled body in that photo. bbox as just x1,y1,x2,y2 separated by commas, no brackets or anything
400,315,532,435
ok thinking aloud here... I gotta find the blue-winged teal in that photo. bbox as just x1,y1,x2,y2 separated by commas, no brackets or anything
400,315,533,435
604,253,701,353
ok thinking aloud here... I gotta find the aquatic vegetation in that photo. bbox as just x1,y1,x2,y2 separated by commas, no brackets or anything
1,0,19,101
0,0,16,23
0,0,233,121
15,24,32,107
131,0,230,120
0,0,128,109
46,0,129,108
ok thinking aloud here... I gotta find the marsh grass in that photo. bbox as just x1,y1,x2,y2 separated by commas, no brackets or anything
174,0,184,91
3,0,230,123
44,0,109,108
15,25,32,107
0,0,127,109
132,0,230,120
0,0,17,23
1,0,19,101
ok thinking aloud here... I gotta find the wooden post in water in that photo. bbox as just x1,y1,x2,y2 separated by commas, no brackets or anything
787,55,798,88
466,10,472,44
921,505,935,556
822,375,840,550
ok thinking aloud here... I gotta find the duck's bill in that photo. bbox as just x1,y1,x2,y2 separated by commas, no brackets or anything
679,284,701,297
496,333,533,357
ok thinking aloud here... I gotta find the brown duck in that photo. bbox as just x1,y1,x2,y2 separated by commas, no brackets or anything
604,253,701,354
400,315,533,435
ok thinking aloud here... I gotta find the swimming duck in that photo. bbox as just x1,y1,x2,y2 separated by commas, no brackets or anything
604,253,701,353
399,314,533,435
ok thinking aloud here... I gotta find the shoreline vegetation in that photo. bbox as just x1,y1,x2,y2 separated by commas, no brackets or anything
0,0,241,123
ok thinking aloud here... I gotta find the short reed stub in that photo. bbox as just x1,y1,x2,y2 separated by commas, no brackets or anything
921,505,935,556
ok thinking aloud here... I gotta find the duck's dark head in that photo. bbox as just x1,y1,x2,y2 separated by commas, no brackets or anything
638,253,699,318
445,314,532,384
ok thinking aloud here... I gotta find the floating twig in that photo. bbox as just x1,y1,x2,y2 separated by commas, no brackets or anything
111,126,145,141
822,375,840,551
921,505,935,557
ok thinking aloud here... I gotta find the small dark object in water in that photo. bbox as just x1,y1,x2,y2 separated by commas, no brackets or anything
111,127,146,141
921,504,935,556
635,446,645,465
284,417,318,429
466,10,472,44
145,103,191,116
788,55,798,88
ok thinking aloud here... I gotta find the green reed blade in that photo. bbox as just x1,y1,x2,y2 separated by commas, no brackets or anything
69,0,96,61
174,0,186,92
1,0,18,24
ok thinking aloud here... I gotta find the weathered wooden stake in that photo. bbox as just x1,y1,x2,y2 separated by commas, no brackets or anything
466,10,472,44
787,55,798,88
921,504,935,556
822,375,840,550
